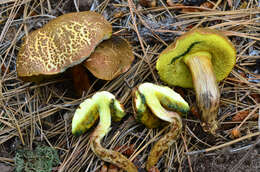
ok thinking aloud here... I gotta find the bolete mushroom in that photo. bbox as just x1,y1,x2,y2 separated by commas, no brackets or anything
156,28,236,133
16,11,112,81
72,36,134,96
132,83,189,171
72,91,138,172
83,36,134,81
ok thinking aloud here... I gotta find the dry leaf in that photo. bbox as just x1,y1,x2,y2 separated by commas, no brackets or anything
251,94,260,103
182,8,200,12
191,105,200,119
232,110,250,122
139,0,157,7
232,110,258,122
99,164,108,172
200,2,214,9
148,166,160,172
114,144,135,157
108,164,118,172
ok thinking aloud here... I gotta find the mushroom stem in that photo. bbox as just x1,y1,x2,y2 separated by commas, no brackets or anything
71,64,91,96
89,94,138,172
132,83,189,170
184,51,220,133
72,92,137,172
146,114,182,171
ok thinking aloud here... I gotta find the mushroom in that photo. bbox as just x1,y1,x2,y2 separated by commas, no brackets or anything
132,82,189,171
83,36,134,81
72,91,138,172
156,28,236,133
17,11,134,96
16,11,112,81
72,36,134,95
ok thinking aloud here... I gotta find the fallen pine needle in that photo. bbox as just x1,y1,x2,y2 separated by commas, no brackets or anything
186,131,260,155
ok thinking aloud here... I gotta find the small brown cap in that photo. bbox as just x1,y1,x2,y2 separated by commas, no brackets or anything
83,37,134,80
17,11,112,79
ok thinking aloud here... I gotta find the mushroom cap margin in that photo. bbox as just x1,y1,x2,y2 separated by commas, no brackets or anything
83,37,134,80
156,28,236,88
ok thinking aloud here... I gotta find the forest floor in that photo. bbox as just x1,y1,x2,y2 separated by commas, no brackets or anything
0,0,259,171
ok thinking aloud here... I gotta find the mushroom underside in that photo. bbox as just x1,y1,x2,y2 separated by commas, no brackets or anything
156,28,236,133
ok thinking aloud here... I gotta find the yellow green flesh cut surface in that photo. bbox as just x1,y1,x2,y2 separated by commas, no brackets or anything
132,83,189,170
156,28,236,88
133,82,189,128
72,91,138,172
72,91,125,136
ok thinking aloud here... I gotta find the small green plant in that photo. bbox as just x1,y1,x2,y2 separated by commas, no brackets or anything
15,145,60,172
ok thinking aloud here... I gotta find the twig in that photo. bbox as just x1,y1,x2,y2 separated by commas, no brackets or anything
186,132,260,155
181,132,193,172
236,105,259,129
127,0,158,83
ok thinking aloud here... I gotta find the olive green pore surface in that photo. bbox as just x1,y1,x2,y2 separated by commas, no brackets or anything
156,28,236,88
133,90,164,128
110,99,126,122
133,83,189,128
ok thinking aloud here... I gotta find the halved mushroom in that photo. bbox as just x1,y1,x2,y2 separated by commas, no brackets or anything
156,28,236,133
132,83,189,171
16,11,112,81
72,91,138,172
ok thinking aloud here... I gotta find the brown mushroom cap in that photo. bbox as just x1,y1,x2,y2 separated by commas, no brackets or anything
156,28,236,88
83,37,134,80
17,11,112,79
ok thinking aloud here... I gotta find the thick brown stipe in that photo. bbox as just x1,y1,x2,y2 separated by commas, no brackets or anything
146,114,182,171
91,131,138,172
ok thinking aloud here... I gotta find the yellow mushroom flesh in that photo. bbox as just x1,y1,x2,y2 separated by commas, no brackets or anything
132,83,189,171
72,91,138,172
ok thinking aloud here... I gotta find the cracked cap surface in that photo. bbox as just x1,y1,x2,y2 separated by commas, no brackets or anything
17,11,112,80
